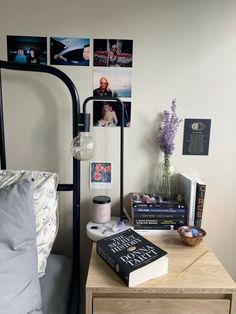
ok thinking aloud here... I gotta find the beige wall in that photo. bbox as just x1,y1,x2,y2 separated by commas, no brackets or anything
1,0,236,295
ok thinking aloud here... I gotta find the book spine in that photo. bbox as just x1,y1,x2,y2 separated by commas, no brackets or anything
135,229,177,235
133,213,186,219
187,179,197,226
132,207,187,213
134,224,182,230
194,182,206,228
132,203,185,209
96,243,129,286
134,219,186,225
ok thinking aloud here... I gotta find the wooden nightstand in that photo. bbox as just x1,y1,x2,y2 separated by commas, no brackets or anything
86,236,236,314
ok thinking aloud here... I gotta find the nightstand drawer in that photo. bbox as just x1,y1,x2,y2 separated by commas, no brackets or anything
93,298,230,314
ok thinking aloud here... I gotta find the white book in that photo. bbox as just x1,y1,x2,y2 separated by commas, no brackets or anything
178,173,197,226
135,229,178,236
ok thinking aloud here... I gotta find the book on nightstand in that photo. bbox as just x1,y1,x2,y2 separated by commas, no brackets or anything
96,228,168,287
178,173,197,226
193,175,206,228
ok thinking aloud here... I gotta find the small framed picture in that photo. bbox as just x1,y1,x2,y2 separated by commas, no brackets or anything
90,162,112,189
182,118,211,155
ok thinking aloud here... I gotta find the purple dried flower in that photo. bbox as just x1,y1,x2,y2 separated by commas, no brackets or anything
159,99,181,156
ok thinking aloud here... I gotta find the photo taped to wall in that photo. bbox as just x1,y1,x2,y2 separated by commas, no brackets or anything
7,35,47,65
50,37,90,66
93,101,131,128
94,39,133,67
93,69,132,98
90,161,112,189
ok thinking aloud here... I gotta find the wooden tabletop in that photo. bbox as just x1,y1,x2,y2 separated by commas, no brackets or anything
86,235,236,294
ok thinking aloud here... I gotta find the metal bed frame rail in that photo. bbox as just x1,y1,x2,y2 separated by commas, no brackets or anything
0,60,81,314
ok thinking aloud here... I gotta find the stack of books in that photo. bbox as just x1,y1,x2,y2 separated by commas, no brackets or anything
130,174,206,235
130,192,187,234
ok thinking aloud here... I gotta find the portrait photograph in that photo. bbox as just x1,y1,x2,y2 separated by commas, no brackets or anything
7,35,47,64
93,39,133,67
50,37,90,66
90,161,112,189
93,69,132,98
93,101,131,128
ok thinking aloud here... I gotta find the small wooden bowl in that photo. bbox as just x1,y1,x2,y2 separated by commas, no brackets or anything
177,226,206,247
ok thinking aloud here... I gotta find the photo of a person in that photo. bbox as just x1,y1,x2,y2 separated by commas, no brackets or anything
107,45,119,67
94,39,133,67
81,44,90,65
50,37,90,66
7,36,47,64
14,48,27,63
93,101,131,128
93,76,118,97
27,48,39,64
97,102,118,127
93,70,132,98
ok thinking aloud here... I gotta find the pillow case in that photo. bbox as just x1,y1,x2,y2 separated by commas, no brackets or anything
0,178,42,314
0,170,59,277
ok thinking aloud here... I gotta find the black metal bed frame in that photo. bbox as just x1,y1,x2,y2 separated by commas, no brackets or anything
0,60,80,314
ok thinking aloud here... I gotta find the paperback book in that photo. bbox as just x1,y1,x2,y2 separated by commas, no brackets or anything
193,175,206,228
96,228,168,287
133,224,184,230
178,173,197,225
133,218,186,225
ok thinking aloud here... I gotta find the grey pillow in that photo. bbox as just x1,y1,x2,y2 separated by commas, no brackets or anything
0,178,43,314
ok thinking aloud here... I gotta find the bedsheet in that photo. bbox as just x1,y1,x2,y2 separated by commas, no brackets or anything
40,254,72,314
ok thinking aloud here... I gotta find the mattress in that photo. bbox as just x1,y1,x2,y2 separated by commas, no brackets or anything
39,254,72,314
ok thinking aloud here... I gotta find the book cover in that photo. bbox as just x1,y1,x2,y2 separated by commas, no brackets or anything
178,173,197,226
193,175,206,228
96,228,168,287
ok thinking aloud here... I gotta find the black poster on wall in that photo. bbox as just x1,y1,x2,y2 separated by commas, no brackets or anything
182,119,211,155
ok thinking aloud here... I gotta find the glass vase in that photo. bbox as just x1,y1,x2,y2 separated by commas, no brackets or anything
157,155,174,200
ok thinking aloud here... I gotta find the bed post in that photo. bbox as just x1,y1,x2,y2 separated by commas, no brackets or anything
0,69,6,169
0,60,81,314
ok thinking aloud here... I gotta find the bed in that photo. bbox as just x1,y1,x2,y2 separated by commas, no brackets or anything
0,60,81,314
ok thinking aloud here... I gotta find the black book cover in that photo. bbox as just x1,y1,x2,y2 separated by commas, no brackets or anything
96,228,168,287
194,177,206,228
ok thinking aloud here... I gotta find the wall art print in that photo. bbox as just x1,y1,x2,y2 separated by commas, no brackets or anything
182,118,211,155
90,162,112,189
7,35,47,64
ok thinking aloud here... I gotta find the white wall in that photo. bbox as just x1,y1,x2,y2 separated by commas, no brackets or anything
1,0,236,299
